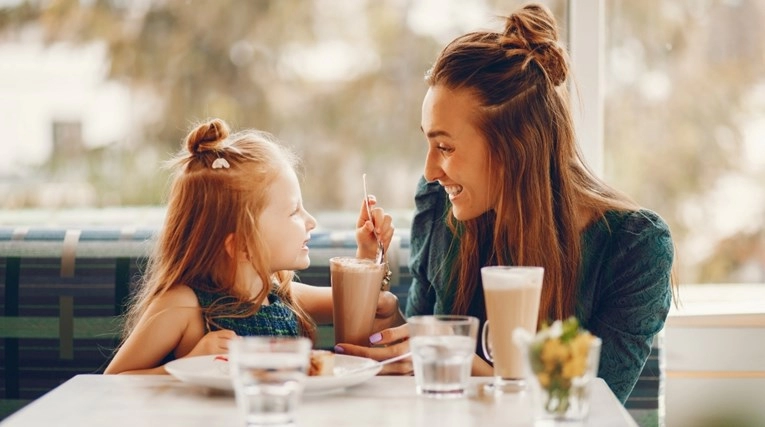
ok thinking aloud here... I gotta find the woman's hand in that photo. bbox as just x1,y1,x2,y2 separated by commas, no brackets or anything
355,195,394,260
335,323,412,375
185,329,237,358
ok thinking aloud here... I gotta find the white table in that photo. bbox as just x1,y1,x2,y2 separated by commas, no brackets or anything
0,375,637,427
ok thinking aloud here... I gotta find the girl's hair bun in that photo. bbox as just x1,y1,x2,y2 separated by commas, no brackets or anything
185,118,231,155
502,4,568,86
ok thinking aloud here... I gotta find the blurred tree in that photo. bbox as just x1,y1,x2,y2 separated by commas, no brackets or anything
604,0,765,283
0,0,441,209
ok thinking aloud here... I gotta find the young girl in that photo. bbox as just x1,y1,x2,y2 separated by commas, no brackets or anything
105,118,395,374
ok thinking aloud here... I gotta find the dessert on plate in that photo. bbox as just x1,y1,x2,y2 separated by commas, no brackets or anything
212,349,336,376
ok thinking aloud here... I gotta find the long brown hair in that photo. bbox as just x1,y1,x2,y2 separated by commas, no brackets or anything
426,4,639,322
122,118,315,341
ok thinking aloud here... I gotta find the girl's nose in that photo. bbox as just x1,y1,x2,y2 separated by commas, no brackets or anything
306,212,317,231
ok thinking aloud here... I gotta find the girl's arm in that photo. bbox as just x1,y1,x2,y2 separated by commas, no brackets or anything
292,282,333,325
292,282,404,330
104,285,211,374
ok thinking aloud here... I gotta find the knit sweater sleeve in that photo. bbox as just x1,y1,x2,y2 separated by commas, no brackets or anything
405,177,445,317
584,210,674,403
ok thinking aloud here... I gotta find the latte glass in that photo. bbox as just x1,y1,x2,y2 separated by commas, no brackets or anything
480,266,544,395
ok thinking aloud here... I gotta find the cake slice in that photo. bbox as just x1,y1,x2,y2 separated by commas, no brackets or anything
308,350,335,376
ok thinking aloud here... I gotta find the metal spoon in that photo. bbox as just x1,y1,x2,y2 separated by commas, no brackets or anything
340,351,412,376
362,173,385,264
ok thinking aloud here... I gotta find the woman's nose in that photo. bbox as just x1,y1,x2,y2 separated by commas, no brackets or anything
423,148,442,183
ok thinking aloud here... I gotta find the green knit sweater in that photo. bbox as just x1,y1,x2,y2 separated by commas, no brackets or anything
405,178,674,403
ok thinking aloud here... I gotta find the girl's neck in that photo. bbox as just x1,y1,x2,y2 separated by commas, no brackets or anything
235,262,270,305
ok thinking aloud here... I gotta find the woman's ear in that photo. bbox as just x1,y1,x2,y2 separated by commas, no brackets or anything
224,233,237,259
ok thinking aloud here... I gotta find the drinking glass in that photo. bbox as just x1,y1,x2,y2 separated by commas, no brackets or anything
408,315,479,399
330,256,386,346
228,336,312,426
480,266,544,395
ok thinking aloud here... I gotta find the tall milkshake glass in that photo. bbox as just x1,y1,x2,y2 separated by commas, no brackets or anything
480,266,544,395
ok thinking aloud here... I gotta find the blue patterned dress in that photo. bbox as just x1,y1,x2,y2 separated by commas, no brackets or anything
405,177,674,403
193,287,299,337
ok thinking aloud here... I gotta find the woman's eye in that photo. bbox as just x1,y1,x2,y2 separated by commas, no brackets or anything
436,145,453,153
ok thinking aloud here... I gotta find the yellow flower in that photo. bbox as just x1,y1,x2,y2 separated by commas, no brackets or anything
537,371,551,387
562,355,587,379
541,338,570,369
526,317,600,416
571,332,594,358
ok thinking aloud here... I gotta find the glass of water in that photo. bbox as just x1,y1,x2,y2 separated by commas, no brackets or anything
228,336,312,426
408,315,479,399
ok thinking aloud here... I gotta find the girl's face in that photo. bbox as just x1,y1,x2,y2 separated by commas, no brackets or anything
259,167,317,272
421,85,495,221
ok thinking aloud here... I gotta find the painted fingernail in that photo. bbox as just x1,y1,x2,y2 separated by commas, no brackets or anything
333,345,345,354
369,333,383,344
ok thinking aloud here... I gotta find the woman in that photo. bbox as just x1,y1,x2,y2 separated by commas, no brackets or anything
337,3,675,403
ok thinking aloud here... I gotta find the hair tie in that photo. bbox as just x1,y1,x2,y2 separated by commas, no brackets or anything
212,153,230,169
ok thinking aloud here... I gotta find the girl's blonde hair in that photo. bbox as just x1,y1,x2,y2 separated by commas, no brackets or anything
122,118,315,341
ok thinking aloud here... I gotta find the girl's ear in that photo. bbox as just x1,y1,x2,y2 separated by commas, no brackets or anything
225,233,251,261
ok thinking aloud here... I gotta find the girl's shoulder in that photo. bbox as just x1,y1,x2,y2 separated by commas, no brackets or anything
148,284,201,312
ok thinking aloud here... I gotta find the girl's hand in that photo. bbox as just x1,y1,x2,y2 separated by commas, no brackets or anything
373,291,405,333
335,324,412,375
186,329,237,357
355,195,394,260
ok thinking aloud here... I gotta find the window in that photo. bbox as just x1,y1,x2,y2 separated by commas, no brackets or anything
0,0,564,225
602,0,765,287
6,1,761,289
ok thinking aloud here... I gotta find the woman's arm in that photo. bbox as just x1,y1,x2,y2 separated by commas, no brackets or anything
584,210,674,403
405,177,448,317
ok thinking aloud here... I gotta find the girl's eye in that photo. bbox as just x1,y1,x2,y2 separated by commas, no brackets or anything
436,145,453,154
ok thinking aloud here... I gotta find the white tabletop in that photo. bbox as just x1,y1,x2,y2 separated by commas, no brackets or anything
1,375,637,427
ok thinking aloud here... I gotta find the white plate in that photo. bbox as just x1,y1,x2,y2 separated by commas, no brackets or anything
165,354,381,394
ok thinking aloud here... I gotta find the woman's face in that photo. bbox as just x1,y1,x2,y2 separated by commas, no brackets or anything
421,85,495,221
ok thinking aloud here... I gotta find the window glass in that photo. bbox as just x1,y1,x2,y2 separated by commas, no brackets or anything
604,0,765,284
0,0,565,228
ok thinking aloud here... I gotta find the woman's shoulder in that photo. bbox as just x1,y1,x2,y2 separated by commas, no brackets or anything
611,209,669,232
594,209,671,238
589,208,674,259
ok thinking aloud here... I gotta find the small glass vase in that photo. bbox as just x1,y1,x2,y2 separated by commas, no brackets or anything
517,328,602,424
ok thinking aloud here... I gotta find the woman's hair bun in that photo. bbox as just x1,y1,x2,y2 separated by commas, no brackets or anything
185,118,231,154
502,3,568,86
